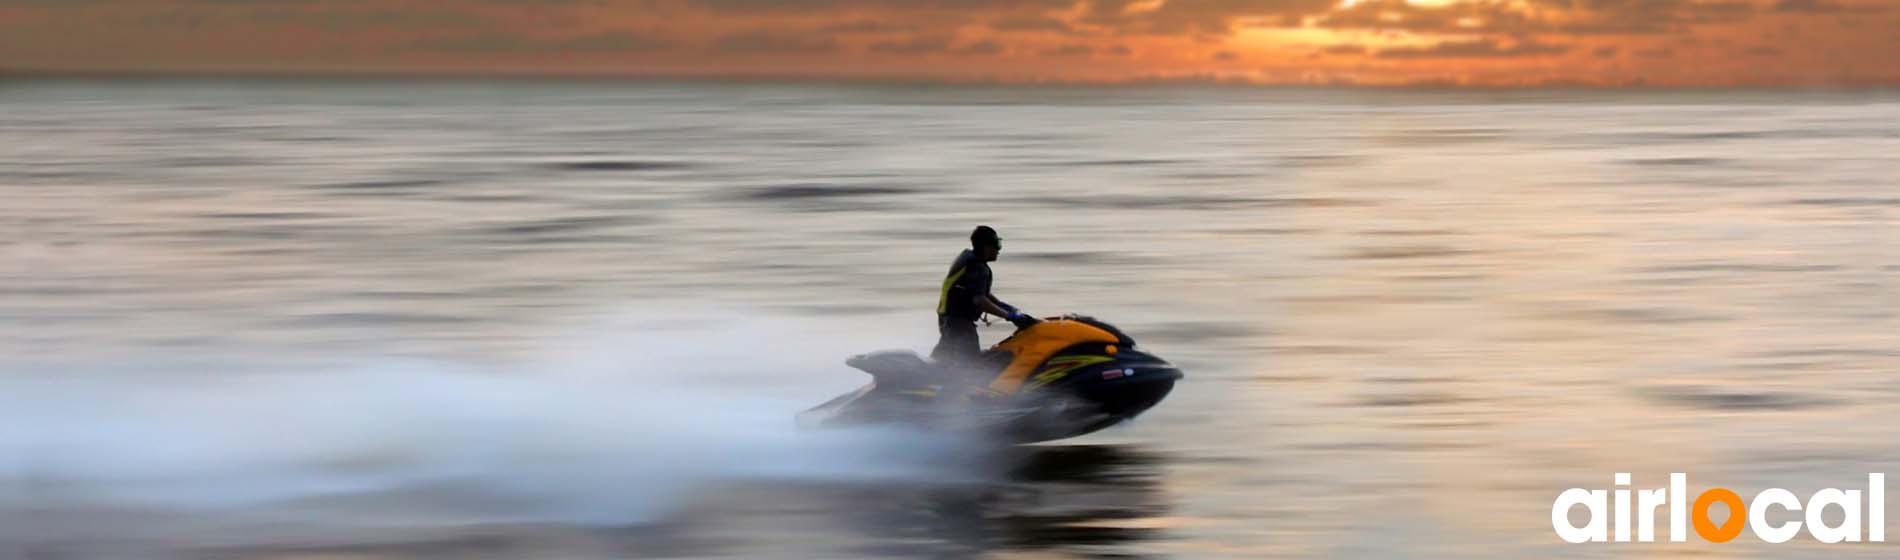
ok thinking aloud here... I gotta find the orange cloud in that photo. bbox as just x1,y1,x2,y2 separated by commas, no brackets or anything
0,0,1894,86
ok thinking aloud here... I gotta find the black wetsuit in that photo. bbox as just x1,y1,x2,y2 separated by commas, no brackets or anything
931,249,992,366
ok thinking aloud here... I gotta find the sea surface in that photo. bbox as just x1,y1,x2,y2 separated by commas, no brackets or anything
2,80,1898,559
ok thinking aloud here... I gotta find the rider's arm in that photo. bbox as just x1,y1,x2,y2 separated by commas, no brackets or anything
975,294,1013,318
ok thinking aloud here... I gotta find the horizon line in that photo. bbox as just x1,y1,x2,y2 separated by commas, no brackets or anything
5,67,1899,92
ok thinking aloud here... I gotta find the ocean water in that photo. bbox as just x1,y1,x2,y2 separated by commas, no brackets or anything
2,80,1898,558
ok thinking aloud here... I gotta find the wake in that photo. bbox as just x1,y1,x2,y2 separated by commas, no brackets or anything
0,311,986,547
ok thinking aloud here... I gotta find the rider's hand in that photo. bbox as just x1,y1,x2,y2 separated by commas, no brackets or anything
1007,311,1040,329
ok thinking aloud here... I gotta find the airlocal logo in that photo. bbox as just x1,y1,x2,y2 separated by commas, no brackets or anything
1552,473,1885,544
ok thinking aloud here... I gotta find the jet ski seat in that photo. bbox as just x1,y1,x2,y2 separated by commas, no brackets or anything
844,350,943,388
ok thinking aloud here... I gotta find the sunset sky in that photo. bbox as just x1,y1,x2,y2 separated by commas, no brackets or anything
2,0,1895,86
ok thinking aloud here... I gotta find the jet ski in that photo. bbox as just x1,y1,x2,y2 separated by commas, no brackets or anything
798,315,1182,443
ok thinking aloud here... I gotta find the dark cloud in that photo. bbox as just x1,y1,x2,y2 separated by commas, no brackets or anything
1105,44,1132,56
1315,0,1765,36
714,29,837,53
1042,43,1094,56
1523,0,1758,32
1772,0,1882,13
1212,49,1238,61
953,39,1004,55
245,8,496,32
1376,38,1572,58
1079,0,1339,37
1398,77,1465,87
1322,44,1367,55
819,19,910,33
867,35,952,54
988,15,1073,33
1743,45,1783,55
1635,46,1674,58
411,31,670,53
1592,45,1620,57
1689,1,1757,19
541,31,670,52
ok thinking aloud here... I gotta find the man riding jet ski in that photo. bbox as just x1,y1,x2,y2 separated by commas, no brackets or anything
932,225,1036,368
801,226,1181,443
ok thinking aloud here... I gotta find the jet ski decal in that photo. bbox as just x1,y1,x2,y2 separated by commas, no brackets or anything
987,319,1121,394
1023,355,1114,393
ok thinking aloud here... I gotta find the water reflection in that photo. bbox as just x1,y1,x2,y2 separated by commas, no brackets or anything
186,445,1171,560
832,445,1170,558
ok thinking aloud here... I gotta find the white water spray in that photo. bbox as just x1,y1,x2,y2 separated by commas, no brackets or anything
0,310,984,546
